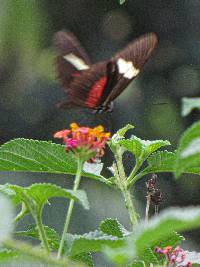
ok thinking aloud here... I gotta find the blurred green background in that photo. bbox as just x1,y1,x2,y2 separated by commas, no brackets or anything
0,0,200,266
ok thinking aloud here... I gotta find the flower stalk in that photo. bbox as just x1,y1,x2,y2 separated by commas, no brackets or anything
35,210,50,253
114,146,138,228
57,158,83,259
121,183,138,227
20,191,50,253
55,123,110,258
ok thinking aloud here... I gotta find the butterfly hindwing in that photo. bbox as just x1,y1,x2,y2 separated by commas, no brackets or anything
67,62,108,108
68,61,120,110
54,30,91,89
55,31,158,112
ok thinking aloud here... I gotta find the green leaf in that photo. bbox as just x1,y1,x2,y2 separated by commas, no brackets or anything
26,183,89,210
116,124,134,137
0,185,21,206
181,97,200,117
68,230,124,257
3,239,82,266
143,150,176,174
137,232,183,265
0,249,19,263
140,247,159,265
104,243,159,266
137,233,183,265
108,124,134,153
135,207,200,255
175,121,200,177
140,150,200,178
128,261,146,267
99,218,129,238
0,138,106,183
103,244,135,266
0,183,89,218
104,207,199,266
104,234,181,267
181,138,200,158
71,253,94,267
153,231,184,249
119,136,170,162
15,225,60,250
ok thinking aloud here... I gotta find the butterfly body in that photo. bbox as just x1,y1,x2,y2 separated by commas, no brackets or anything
55,31,158,112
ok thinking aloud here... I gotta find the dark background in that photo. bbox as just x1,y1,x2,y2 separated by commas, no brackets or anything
0,0,200,266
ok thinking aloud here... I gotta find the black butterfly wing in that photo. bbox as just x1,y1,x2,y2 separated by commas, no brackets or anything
67,61,121,110
55,32,157,111
54,30,92,89
101,32,158,107
66,62,109,109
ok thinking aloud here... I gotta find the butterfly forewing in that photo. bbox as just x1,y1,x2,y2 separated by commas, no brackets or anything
55,31,158,112
113,32,157,69
102,33,158,105
54,31,91,89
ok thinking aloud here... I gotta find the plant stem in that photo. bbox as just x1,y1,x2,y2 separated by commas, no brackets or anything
20,192,50,253
57,159,83,259
14,211,25,224
127,170,148,189
127,160,142,184
35,210,50,253
121,184,138,228
114,147,138,228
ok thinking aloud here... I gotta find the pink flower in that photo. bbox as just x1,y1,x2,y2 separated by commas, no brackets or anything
155,246,192,267
66,138,78,150
54,123,110,162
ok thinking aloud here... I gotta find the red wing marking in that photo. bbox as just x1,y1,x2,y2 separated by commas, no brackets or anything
72,72,81,78
85,77,107,108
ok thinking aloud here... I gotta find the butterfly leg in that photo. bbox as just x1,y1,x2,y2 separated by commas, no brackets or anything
92,101,114,114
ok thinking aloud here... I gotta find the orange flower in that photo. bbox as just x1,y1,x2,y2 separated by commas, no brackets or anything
54,123,110,162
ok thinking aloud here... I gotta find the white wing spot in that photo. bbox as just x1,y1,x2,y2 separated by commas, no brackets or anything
117,58,140,79
63,53,89,70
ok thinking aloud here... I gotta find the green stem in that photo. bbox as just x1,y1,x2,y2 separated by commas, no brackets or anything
20,192,50,253
57,159,84,259
114,147,138,228
127,159,142,184
127,170,148,189
115,147,127,183
35,210,50,253
121,184,138,227
14,210,26,224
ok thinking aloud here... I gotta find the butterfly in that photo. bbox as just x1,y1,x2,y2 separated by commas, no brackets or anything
54,30,157,113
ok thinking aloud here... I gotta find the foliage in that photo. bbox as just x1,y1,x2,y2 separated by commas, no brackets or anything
175,121,200,177
181,97,200,117
104,207,200,266
1,121,200,266
0,138,107,183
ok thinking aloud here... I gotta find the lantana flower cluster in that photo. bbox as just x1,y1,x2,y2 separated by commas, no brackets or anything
54,123,110,162
155,246,192,267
